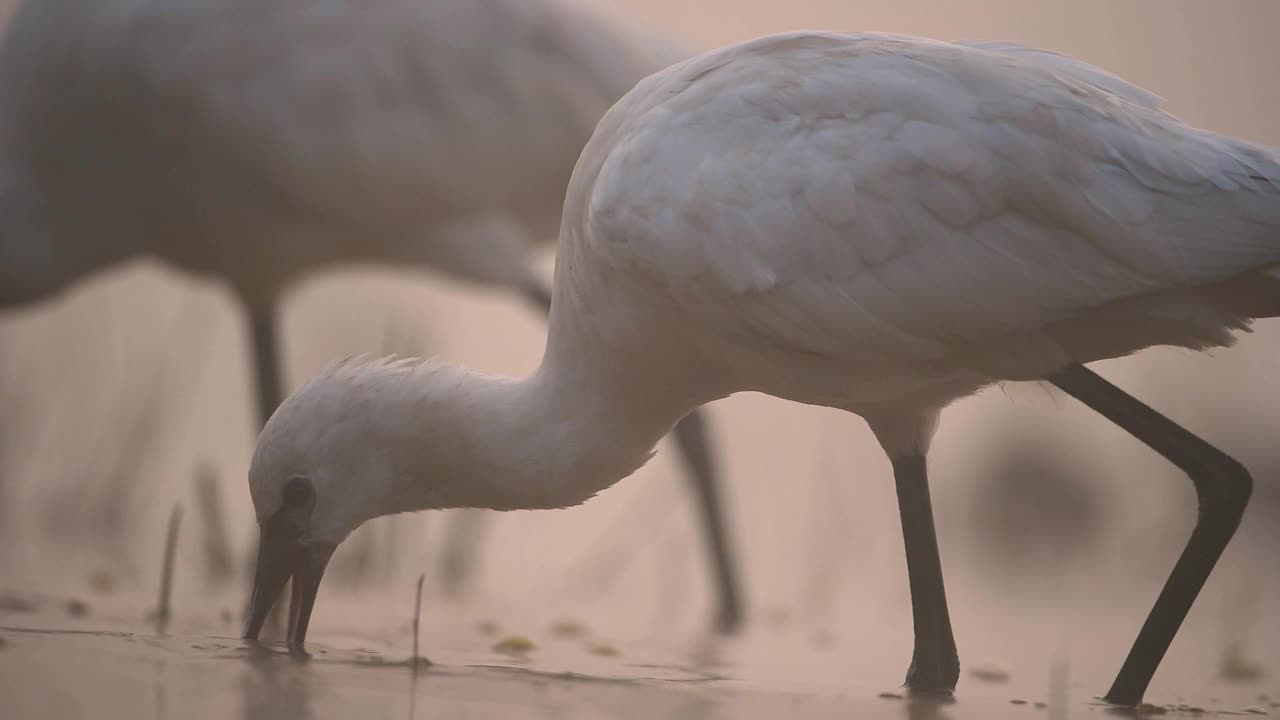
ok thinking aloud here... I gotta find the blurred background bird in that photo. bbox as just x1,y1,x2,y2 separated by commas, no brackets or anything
0,0,744,627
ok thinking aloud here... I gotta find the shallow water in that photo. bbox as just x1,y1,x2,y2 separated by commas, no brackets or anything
2,586,1277,720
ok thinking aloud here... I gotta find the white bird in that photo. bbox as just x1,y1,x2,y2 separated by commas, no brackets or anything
0,0,742,625
242,31,1277,704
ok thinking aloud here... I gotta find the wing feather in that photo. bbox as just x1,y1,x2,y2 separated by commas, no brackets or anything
578,32,1280,368
953,40,1167,109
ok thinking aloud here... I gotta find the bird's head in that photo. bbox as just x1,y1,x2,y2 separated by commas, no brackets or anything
240,354,617,649
241,356,451,649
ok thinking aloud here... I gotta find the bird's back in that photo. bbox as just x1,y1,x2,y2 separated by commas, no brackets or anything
555,32,1280,408
0,0,681,298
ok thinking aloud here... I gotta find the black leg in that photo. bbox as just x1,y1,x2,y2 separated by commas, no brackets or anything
248,303,283,427
892,453,960,693
671,410,744,634
1048,364,1252,706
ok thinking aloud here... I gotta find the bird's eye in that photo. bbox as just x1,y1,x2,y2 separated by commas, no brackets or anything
281,475,316,510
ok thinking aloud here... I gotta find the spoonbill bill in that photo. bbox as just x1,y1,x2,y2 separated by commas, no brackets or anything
0,0,741,627
245,31,1276,704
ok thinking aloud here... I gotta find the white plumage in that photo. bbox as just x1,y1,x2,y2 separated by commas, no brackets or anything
570,32,1280,437
246,31,1276,703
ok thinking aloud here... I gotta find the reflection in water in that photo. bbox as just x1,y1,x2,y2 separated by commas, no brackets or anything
152,658,167,720
240,648,315,720
407,672,417,720
903,695,955,720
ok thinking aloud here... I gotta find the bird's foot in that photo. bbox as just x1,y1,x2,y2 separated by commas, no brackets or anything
904,652,960,696
1099,690,1145,709
287,642,312,661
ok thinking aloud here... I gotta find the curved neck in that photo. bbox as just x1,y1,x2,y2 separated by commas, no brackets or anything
455,361,685,510
374,356,699,515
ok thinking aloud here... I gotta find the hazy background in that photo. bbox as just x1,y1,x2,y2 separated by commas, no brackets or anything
1,0,1278,708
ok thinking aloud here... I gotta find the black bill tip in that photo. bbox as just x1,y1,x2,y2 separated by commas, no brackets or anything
242,476,332,650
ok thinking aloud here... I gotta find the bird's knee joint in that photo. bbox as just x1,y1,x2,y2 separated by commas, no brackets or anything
1196,454,1253,512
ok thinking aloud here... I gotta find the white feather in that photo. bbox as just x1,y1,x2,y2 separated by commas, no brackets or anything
571,31,1280,388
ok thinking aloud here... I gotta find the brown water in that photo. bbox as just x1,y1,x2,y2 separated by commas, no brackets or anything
3,589,1277,720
